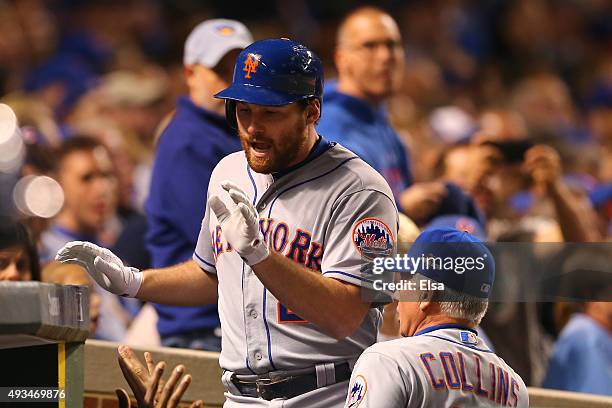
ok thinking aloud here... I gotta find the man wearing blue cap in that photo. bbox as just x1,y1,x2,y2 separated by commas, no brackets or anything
345,228,529,407
57,38,397,407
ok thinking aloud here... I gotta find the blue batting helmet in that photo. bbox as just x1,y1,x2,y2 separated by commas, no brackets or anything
215,38,323,127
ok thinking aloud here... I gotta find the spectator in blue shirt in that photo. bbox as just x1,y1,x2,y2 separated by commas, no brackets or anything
543,263,612,396
318,7,489,228
317,7,412,204
144,20,253,351
543,301,612,396
39,136,127,341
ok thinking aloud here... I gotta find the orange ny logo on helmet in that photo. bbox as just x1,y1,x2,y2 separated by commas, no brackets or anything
243,53,260,79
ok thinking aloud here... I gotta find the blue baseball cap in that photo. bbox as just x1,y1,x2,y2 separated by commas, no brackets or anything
24,55,98,117
589,183,612,209
407,227,495,299
424,183,487,229
425,215,487,241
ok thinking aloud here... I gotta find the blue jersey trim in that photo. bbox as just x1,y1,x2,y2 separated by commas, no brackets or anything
193,252,216,270
241,263,256,374
247,150,272,373
247,164,258,205
262,288,277,370
322,270,374,284
267,157,358,218
422,334,494,353
415,324,478,336
249,149,358,373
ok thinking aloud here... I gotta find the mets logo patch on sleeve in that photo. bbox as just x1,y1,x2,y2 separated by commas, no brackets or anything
346,375,367,407
352,218,394,259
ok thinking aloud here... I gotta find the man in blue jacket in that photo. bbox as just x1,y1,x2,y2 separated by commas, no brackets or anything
318,7,475,227
144,19,253,350
317,7,413,203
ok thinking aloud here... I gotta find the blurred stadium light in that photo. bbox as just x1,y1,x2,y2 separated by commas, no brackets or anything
0,103,25,174
13,175,64,218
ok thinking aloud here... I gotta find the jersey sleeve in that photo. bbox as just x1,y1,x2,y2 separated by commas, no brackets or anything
192,195,217,274
345,351,408,408
321,189,397,300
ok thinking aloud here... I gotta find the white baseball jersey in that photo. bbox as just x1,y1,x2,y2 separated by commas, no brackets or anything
345,325,529,408
193,142,397,377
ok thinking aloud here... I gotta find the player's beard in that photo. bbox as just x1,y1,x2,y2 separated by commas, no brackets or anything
240,120,309,174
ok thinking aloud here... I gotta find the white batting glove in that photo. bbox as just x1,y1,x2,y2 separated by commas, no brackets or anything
209,180,269,266
55,241,143,297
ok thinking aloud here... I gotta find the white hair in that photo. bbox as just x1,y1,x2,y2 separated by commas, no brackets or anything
417,275,489,325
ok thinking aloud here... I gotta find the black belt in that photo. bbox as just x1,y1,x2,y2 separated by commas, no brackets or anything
230,362,352,401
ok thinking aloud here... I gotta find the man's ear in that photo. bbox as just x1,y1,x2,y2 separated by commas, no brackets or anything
184,65,195,85
306,99,321,124
418,290,433,312
334,47,344,74
418,299,431,313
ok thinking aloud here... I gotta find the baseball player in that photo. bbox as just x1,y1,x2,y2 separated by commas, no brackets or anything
345,228,529,407
56,38,397,407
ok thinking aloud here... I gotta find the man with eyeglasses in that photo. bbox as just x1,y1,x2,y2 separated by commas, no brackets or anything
318,6,413,204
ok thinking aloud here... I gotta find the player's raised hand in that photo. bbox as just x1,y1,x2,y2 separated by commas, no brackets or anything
116,388,203,408
116,346,203,408
55,241,142,297
208,180,269,266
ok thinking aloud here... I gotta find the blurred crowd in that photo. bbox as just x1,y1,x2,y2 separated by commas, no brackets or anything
0,0,611,398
